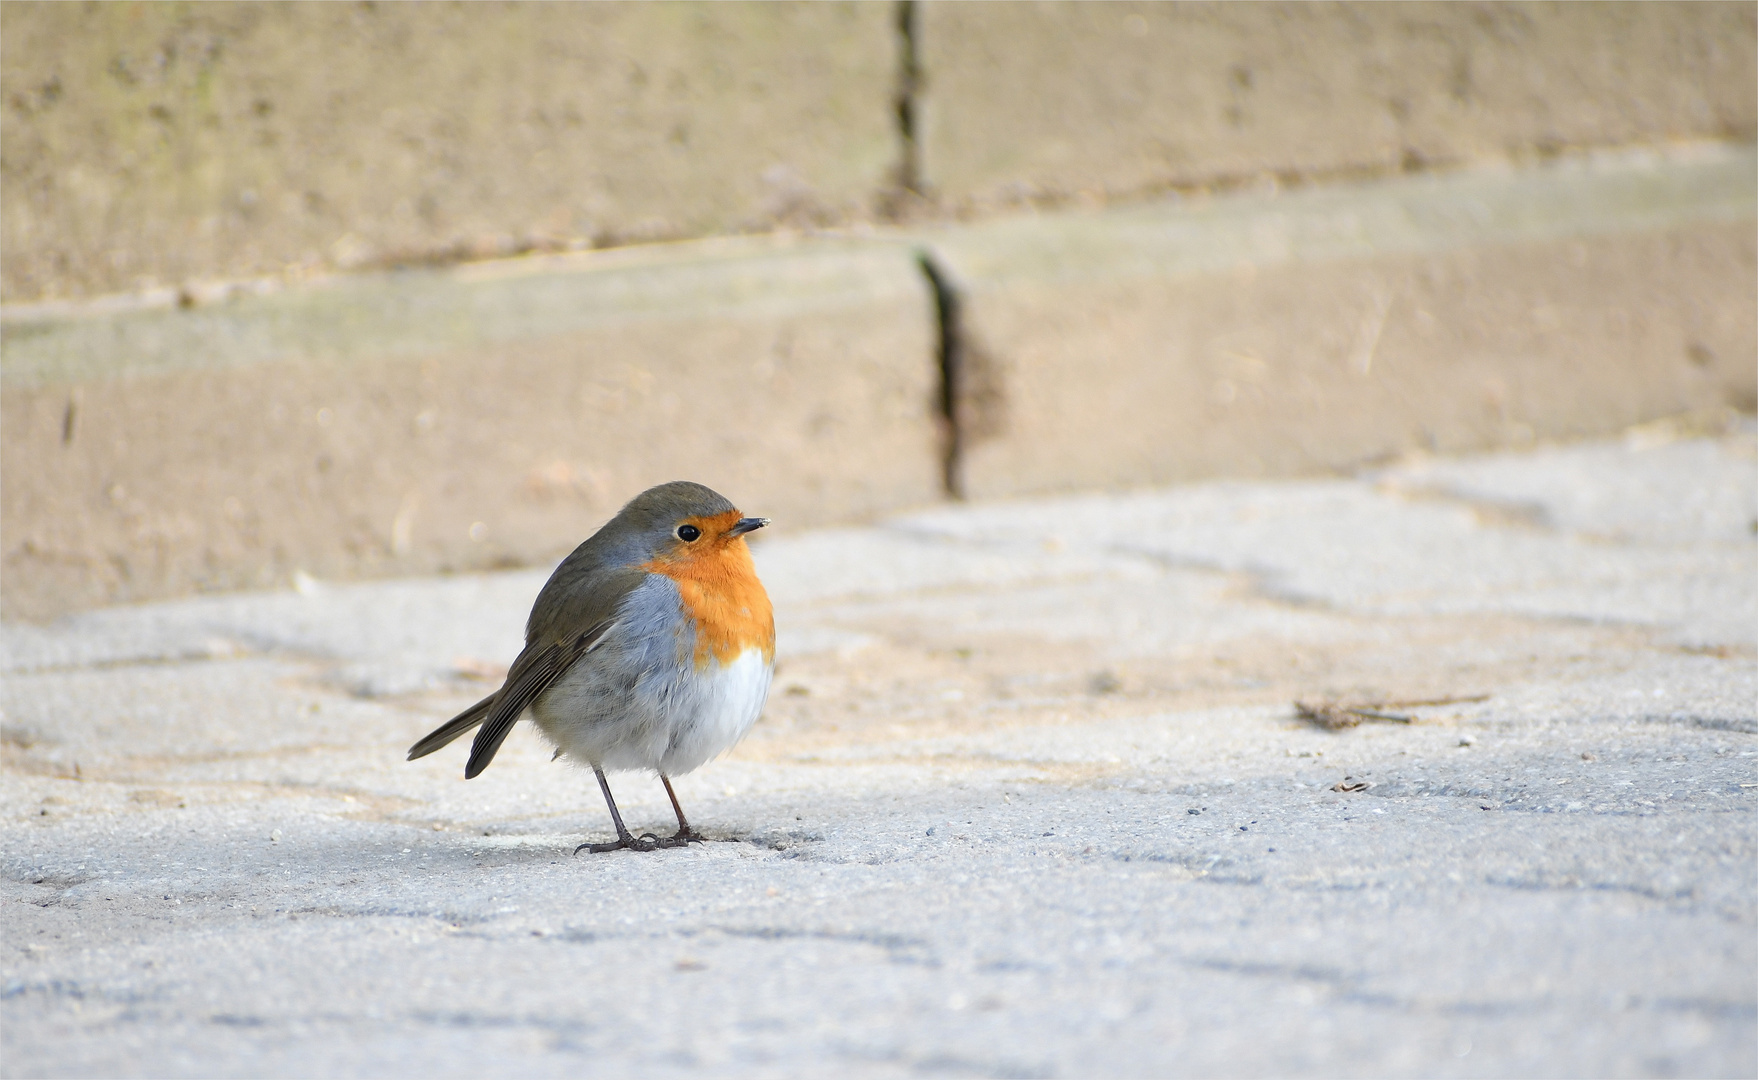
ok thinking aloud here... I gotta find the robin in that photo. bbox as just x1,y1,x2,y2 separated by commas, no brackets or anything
407,481,774,853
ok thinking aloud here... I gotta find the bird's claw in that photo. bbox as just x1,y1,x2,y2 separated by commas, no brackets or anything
574,829,704,854
575,833,659,855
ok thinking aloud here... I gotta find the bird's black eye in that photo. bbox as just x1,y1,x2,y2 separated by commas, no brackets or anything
676,524,701,542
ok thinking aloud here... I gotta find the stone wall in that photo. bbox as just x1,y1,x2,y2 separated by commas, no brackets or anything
2,2,1753,620
4,2,1749,303
1,1,901,301
917,2,1756,208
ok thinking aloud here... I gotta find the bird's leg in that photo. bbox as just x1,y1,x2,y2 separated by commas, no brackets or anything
655,773,704,846
576,767,657,854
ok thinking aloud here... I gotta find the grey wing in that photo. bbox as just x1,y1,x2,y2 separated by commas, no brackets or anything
463,616,617,779
407,693,496,761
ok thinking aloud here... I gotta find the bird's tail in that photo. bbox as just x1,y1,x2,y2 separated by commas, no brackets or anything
407,694,496,761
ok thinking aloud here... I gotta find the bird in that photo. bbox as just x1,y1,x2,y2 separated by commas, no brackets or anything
407,481,774,853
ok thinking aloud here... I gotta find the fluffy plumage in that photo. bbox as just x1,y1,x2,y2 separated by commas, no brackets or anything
407,481,775,852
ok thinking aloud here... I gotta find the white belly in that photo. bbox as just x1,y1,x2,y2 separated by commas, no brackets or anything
530,645,773,776
658,647,773,775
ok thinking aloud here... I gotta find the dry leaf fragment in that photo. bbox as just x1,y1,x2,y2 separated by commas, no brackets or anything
1295,694,1489,730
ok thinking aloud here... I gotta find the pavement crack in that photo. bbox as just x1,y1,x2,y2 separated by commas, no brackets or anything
1484,876,1700,902
408,1009,591,1034
716,925,940,966
0,642,256,677
1186,956,1353,986
1108,542,1338,610
1645,714,1758,735
1372,478,1555,532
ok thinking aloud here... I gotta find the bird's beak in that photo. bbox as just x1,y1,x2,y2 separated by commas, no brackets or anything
728,517,769,537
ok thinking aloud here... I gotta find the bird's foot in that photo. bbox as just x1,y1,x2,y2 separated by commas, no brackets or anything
651,827,705,848
575,831,660,855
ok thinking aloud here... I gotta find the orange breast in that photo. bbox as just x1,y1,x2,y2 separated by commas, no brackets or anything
640,510,775,669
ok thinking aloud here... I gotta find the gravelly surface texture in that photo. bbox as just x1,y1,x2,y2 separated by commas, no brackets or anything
3,427,1754,1078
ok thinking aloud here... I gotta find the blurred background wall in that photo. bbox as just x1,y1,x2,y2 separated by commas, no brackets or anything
3,1,1754,620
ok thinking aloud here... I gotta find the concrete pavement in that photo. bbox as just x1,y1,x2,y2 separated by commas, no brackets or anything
3,424,1754,1077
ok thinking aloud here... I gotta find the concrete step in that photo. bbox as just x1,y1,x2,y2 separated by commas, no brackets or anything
922,143,1755,497
4,145,1752,620
2,239,941,620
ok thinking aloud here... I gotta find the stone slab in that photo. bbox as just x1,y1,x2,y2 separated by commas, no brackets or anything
2,428,1753,1076
8,147,1752,622
1,238,941,621
918,1,1757,209
0,1,901,302
923,144,1756,499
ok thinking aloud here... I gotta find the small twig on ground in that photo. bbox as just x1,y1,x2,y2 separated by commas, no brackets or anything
1295,694,1490,730
1295,701,1402,729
